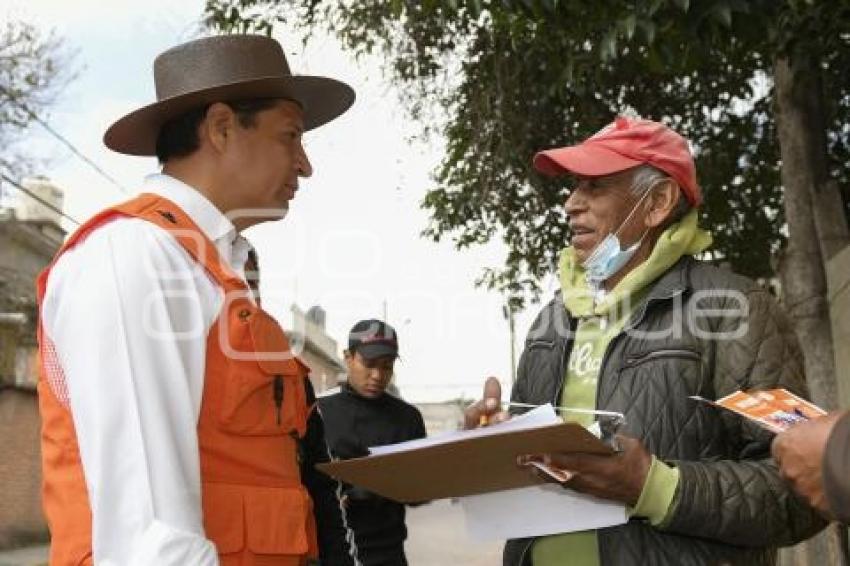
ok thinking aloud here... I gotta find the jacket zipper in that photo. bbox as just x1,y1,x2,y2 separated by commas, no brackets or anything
583,288,687,561
513,316,573,565
517,538,534,566
552,318,576,407
516,289,688,566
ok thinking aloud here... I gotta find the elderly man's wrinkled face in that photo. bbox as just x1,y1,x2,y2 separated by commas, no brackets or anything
564,168,650,264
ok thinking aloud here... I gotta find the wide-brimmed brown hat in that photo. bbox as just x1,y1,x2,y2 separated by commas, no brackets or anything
104,34,355,156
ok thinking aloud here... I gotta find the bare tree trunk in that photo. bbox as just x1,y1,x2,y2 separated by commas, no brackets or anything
774,53,850,566
774,54,847,409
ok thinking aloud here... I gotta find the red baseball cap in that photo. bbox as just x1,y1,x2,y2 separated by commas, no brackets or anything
533,116,702,206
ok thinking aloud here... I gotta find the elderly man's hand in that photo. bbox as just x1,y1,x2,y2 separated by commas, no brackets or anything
519,435,652,506
463,376,510,430
771,411,845,517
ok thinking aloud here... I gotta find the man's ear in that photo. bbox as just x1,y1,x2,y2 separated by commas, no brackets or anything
201,102,236,154
343,349,353,362
644,179,680,229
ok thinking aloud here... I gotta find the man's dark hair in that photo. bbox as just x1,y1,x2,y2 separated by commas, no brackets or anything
155,98,283,164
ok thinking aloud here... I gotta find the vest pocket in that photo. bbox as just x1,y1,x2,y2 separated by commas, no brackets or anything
244,486,311,556
217,369,304,436
203,483,311,558
216,307,308,436
203,483,245,554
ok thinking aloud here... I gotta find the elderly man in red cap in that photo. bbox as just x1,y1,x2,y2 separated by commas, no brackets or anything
467,117,825,565
37,36,360,566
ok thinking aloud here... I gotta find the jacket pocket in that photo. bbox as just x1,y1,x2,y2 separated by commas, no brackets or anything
618,348,705,397
621,348,701,370
525,339,556,350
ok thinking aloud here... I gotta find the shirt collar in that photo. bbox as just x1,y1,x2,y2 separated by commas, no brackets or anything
342,382,389,403
142,173,237,245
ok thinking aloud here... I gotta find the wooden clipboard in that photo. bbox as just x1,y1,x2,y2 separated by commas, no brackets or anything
316,421,612,503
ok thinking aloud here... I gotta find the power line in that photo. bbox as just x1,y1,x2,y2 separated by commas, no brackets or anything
0,172,81,226
0,84,130,195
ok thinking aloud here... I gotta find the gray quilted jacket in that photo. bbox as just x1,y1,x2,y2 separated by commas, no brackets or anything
503,257,826,566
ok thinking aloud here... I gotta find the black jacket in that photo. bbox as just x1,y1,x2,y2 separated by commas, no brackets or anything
504,257,826,566
824,411,850,524
319,384,427,565
300,378,360,565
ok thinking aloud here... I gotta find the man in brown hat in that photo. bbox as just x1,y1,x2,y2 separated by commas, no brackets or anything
37,35,360,565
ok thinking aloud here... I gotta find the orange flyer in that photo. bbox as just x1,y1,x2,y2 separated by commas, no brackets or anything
714,388,827,433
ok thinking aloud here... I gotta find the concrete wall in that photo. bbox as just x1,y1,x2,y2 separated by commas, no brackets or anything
827,245,850,409
0,215,62,302
299,348,344,393
0,216,63,390
288,305,346,394
0,388,47,549
415,402,465,436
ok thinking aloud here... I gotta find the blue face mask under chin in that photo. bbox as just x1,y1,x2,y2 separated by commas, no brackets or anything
584,233,643,288
582,188,653,289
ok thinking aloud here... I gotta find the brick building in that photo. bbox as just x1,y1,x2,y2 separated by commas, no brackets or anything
0,177,65,549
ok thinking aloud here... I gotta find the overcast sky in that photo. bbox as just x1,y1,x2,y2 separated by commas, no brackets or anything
2,0,562,402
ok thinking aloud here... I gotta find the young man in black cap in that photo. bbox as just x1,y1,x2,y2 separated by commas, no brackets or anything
319,320,427,566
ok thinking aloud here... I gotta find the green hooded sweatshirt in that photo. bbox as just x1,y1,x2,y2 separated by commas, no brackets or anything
532,210,712,566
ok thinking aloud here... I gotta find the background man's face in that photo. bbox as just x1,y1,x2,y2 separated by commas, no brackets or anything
563,169,647,264
225,99,312,220
345,350,396,399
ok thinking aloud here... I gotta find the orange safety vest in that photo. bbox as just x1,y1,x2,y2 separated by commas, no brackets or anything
36,194,318,566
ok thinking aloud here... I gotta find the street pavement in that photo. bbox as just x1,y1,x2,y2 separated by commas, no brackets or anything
0,544,47,566
0,500,502,566
406,499,503,565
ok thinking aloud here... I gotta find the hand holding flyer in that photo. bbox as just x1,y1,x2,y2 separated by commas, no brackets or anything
693,388,826,433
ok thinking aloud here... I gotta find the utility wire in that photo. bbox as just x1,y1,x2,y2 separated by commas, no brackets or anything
0,172,81,226
0,84,130,195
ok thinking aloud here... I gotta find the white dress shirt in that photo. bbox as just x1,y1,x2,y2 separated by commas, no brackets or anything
42,174,254,566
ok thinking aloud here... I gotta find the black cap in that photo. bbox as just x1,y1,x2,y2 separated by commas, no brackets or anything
348,319,399,360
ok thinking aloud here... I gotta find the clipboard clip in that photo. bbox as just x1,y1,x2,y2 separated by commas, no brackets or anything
505,402,626,452
596,413,627,453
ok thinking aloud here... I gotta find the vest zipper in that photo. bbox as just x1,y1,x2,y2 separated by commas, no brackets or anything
273,375,284,425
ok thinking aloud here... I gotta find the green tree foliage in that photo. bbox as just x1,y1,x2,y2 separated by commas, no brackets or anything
205,0,850,306
0,19,73,177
